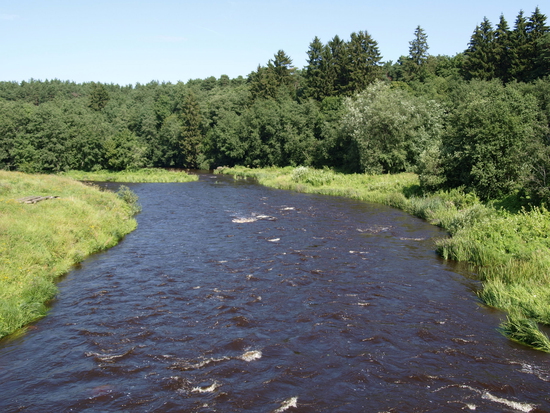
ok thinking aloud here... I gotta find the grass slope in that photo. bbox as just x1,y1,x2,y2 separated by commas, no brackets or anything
0,172,138,339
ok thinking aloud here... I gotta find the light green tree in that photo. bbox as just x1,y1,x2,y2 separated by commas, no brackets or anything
341,81,444,174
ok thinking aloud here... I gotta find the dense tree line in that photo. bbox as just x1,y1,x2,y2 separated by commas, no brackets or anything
461,8,550,82
1,8,549,203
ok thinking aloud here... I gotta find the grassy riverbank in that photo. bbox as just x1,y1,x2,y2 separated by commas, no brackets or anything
217,166,550,352
60,168,199,183
0,172,139,339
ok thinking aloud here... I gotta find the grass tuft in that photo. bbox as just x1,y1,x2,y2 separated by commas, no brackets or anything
500,310,550,353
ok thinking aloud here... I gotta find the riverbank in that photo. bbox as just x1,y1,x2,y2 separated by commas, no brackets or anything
216,166,550,351
0,172,139,339
59,168,199,183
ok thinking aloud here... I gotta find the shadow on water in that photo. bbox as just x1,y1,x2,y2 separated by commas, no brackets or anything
1,172,549,412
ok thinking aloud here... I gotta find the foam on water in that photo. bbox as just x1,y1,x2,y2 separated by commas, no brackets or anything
191,381,221,393
273,396,298,412
436,385,537,412
240,350,262,362
255,214,276,220
85,347,134,363
520,363,550,382
481,391,535,412
232,217,257,223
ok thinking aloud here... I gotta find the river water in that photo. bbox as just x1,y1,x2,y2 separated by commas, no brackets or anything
1,173,549,412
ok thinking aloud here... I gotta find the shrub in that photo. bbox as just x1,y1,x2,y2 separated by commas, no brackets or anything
116,185,141,214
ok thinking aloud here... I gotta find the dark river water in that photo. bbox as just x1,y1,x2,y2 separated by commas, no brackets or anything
1,173,550,412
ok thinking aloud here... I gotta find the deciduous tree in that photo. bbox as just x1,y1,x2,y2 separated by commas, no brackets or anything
441,80,543,199
341,81,444,174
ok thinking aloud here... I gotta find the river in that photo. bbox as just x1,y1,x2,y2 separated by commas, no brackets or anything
0,173,549,412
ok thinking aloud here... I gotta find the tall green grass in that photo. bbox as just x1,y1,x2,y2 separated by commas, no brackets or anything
0,171,138,339
60,168,198,183
217,166,550,351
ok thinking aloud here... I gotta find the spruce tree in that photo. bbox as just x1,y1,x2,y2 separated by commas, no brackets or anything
510,11,530,81
527,7,549,43
248,65,275,101
534,33,550,79
270,49,296,89
494,15,513,81
344,31,382,95
526,7,550,80
409,26,430,65
328,35,347,94
179,91,203,168
88,82,110,111
304,36,325,100
249,50,296,100
400,26,430,81
320,44,337,97
462,17,495,80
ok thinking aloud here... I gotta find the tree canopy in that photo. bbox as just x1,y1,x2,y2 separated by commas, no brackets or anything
1,7,549,204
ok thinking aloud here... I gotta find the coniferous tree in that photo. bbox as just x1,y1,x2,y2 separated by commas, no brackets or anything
463,8,549,82
534,33,550,79
409,26,430,66
527,8,549,40
248,65,277,101
328,35,347,94
510,11,530,81
462,17,495,80
344,31,382,95
88,82,110,111
304,37,345,100
494,15,513,81
304,36,325,100
270,49,296,93
179,91,203,168
319,44,338,97
399,26,430,81
525,7,550,81
249,50,296,101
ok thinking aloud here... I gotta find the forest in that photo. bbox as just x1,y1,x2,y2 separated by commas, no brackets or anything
0,7,549,203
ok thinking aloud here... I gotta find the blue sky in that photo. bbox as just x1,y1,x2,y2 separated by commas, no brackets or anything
0,0,545,85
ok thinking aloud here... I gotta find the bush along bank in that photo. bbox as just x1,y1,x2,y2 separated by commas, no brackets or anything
216,166,550,352
0,171,139,339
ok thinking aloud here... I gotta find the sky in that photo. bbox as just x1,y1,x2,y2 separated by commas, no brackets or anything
0,0,546,85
